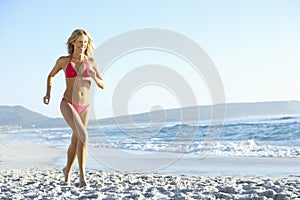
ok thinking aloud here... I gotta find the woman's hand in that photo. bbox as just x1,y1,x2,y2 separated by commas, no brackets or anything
89,68,105,89
43,95,50,105
89,68,97,80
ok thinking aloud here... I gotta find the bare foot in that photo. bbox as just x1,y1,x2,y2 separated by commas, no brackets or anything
63,167,70,185
79,177,88,187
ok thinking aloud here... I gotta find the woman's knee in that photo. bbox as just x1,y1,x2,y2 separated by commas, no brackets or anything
77,131,88,146
70,134,78,146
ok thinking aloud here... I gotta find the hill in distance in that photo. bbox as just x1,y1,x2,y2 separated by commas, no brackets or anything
99,100,300,125
1,101,300,129
0,105,66,129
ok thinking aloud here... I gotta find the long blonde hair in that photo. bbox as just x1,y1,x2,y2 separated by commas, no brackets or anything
67,29,95,56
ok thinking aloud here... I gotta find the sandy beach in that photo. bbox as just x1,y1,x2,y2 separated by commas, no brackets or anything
1,168,300,199
0,143,300,199
0,143,65,170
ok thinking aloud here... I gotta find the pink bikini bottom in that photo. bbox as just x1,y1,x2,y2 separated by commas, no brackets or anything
62,98,89,114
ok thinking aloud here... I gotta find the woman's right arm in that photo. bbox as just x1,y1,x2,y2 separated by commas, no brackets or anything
43,57,65,105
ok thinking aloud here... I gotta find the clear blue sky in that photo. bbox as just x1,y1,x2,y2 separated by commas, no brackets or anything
0,0,300,118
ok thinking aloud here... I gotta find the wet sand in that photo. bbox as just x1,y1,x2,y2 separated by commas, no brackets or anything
1,143,300,199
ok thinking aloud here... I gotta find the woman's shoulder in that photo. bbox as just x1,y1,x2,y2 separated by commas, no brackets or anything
87,57,98,66
87,57,96,63
57,55,71,62
55,55,70,67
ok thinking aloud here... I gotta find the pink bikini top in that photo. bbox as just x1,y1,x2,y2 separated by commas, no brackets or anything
65,55,90,78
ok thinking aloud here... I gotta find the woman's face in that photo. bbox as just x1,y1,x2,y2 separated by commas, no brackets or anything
73,35,88,53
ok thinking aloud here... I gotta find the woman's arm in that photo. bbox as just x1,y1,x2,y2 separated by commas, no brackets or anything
43,57,65,104
89,58,105,89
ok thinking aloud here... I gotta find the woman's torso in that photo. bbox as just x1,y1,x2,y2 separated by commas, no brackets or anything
62,55,92,105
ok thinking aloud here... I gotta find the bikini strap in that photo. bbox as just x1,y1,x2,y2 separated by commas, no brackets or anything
69,55,72,62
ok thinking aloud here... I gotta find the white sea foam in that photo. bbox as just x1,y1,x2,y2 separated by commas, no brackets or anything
2,115,300,158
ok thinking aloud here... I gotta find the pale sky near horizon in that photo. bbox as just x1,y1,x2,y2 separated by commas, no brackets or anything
0,0,300,119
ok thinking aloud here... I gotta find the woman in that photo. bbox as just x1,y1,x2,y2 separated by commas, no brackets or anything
43,29,105,187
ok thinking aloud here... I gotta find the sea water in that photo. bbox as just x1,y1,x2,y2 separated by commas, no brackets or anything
1,115,300,175
2,115,300,158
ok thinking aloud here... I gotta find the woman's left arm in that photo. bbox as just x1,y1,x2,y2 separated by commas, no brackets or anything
89,58,105,89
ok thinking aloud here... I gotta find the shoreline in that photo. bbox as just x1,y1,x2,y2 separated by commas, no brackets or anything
1,143,300,178
84,147,300,178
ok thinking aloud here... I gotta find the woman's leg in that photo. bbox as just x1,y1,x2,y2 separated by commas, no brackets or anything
63,132,77,184
60,100,89,186
77,107,90,186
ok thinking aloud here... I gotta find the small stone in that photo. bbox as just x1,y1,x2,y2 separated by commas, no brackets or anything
263,189,275,198
218,186,238,194
274,193,287,200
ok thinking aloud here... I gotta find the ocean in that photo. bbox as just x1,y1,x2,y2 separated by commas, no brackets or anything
2,115,300,157
1,115,300,175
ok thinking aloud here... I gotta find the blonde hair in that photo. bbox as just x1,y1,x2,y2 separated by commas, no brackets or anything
67,29,95,56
